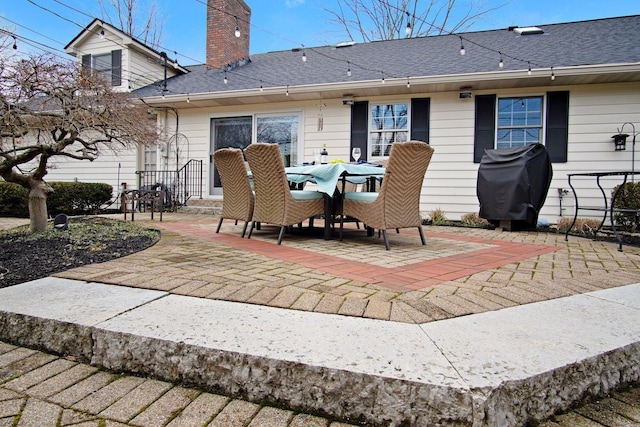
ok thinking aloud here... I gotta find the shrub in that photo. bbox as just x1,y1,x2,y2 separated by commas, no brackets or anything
612,181,640,232
0,182,29,217
0,181,113,217
429,208,449,225
557,217,603,234
460,212,491,228
48,182,113,215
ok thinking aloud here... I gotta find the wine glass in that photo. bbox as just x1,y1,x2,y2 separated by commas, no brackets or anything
352,147,361,163
313,148,321,164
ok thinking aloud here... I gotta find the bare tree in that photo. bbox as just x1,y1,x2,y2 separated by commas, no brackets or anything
0,49,158,233
98,0,165,49
325,0,502,42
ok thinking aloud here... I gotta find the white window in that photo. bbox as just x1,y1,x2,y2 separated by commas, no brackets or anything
497,96,543,149
210,112,302,194
370,103,409,157
143,145,158,171
256,114,300,167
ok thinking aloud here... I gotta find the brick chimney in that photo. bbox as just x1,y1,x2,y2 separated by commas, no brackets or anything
206,0,251,69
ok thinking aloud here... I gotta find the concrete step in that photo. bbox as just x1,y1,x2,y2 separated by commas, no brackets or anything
179,198,222,215
0,278,638,426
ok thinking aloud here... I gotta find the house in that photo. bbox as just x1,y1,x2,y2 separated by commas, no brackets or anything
61,0,640,223
42,18,188,204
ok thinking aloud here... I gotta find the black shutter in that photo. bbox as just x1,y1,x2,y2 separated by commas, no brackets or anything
545,91,569,163
474,94,497,163
350,101,369,161
111,49,122,86
410,98,430,143
81,54,91,74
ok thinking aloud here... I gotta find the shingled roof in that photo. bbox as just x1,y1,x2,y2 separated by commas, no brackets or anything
134,14,640,104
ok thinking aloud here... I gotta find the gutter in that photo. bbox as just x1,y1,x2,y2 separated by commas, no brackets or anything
139,62,640,106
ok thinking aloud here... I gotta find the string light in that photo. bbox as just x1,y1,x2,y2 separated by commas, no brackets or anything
260,80,264,91
99,28,105,39
301,45,307,62
234,16,241,38
459,37,465,56
498,52,504,68
405,22,412,37
186,94,190,103
286,85,289,96
381,72,385,84
347,62,352,77
528,61,532,75
223,70,228,84
12,35,17,50
551,67,556,80
406,77,410,88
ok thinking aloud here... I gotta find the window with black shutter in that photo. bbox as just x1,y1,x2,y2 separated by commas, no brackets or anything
473,91,569,163
79,50,122,87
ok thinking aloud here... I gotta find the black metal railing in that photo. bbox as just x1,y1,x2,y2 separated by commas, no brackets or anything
136,159,203,208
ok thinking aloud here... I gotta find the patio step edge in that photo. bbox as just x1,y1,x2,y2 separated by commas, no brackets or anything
0,279,638,426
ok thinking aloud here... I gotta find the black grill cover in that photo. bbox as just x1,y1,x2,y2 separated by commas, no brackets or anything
477,143,552,228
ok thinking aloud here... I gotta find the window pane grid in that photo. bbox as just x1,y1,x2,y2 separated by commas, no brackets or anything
497,97,543,149
370,103,408,157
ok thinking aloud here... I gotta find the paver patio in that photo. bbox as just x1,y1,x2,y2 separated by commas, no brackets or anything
1,213,639,426
53,213,640,324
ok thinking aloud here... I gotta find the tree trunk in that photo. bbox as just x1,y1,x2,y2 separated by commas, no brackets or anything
28,181,54,233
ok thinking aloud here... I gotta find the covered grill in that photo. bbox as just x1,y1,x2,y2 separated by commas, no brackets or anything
477,143,553,230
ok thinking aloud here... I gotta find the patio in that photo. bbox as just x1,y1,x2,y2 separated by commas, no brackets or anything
54,213,640,323
0,212,639,426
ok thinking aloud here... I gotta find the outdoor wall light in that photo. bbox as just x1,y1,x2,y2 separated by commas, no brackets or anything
612,133,628,151
613,122,638,175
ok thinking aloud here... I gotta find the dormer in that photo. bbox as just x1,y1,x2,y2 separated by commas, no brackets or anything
64,19,188,92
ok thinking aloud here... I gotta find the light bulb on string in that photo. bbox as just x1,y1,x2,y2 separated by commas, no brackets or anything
186,94,190,103
498,53,504,68
528,61,532,75
259,80,264,92
459,37,465,56
347,62,351,77
223,71,228,84
551,67,555,80
99,29,105,39
12,36,17,50
405,11,412,37
381,72,385,84
406,77,411,88
234,16,241,38
301,46,307,62
286,85,289,96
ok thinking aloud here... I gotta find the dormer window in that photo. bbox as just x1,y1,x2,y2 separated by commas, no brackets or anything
82,50,122,86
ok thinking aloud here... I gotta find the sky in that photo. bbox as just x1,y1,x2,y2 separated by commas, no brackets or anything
1,0,638,66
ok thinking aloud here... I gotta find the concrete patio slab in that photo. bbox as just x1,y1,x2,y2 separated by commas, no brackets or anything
0,277,637,426
0,278,167,360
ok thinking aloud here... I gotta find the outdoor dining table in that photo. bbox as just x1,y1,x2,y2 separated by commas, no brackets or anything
285,162,385,239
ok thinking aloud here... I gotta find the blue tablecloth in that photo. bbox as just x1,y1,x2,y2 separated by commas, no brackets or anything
285,163,385,195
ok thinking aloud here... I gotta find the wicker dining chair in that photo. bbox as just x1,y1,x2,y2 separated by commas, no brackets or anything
213,148,255,237
245,143,325,245
339,141,435,250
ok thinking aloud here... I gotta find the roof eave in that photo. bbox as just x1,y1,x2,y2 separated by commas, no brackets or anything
139,63,640,108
